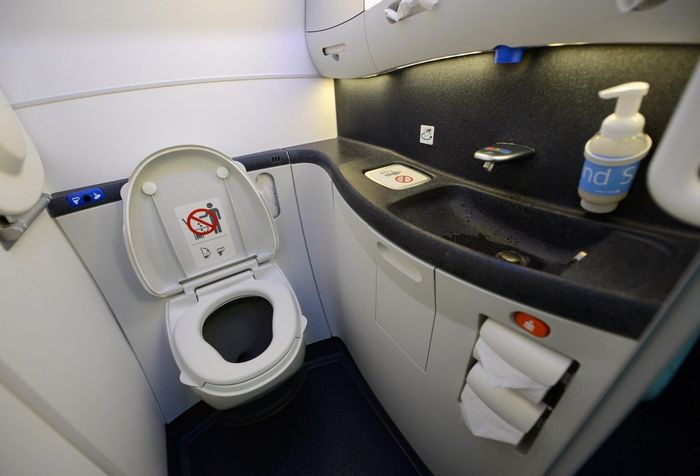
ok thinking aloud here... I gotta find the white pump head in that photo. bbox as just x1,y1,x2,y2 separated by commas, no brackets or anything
598,82,650,139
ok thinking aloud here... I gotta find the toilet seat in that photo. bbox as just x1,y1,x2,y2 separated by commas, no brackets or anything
123,145,307,409
171,277,300,387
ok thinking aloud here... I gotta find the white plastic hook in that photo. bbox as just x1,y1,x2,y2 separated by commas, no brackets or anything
616,0,668,13
385,0,439,23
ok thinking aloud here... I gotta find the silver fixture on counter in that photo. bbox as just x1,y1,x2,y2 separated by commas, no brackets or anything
475,143,536,172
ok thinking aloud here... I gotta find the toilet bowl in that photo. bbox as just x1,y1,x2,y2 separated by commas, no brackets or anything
122,145,307,410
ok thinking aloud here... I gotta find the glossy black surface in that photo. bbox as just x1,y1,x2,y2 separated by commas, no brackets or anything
47,140,699,338
335,44,700,233
388,185,609,274
286,138,700,338
388,185,683,287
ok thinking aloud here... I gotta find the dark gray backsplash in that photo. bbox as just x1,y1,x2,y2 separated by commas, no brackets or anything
335,44,700,233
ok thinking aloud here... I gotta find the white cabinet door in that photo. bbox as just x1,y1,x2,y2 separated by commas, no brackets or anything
331,186,437,370
373,237,436,370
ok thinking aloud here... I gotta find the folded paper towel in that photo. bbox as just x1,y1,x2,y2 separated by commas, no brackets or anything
474,338,549,403
460,383,524,446
479,319,572,388
461,363,547,445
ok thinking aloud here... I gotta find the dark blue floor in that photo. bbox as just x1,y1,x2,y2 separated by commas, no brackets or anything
577,339,700,475
167,338,430,476
168,336,699,475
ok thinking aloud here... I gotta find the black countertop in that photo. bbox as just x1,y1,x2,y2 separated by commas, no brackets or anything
284,138,700,340
48,138,699,339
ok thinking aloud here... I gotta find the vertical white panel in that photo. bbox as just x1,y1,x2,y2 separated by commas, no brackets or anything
374,238,435,370
247,166,331,344
0,212,166,476
56,204,197,423
290,164,339,333
0,382,105,476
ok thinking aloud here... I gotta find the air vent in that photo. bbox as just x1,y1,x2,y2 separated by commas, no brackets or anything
271,155,282,164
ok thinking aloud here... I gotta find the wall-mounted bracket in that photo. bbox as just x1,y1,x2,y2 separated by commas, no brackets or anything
0,193,50,250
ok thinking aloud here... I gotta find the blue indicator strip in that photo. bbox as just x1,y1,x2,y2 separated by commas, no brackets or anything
66,187,106,208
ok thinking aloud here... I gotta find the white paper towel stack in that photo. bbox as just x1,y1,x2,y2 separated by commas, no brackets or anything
460,319,573,446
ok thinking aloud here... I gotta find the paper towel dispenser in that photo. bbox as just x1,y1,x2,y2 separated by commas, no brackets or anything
306,0,700,78
460,319,578,450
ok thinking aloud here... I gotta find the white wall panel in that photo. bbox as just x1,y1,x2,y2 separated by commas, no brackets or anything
16,78,336,192
0,0,336,193
0,0,318,103
0,382,105,476
0,212,166,475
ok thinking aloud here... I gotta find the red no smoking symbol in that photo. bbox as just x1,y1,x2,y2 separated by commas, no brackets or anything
395,175,414,183
186,208,219,236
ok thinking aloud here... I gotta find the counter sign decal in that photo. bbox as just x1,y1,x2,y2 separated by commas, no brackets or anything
395,175,414,184
174,197,236,269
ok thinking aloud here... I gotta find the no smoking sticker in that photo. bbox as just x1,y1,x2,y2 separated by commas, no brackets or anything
174,197,236,269
186,208,219,237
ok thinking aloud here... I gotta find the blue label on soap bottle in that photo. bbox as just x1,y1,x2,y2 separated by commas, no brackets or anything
578,160,640,195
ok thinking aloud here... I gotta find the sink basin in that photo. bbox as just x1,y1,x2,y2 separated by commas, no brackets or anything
387,185,677,279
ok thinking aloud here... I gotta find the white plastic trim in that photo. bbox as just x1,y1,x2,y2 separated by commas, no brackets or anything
647,61,700,227
9,73,321,109
0,89,44,216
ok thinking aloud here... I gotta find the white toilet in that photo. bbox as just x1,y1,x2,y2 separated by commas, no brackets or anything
122,145,307,410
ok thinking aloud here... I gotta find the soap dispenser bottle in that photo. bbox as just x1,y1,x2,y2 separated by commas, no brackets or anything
578,82,653,213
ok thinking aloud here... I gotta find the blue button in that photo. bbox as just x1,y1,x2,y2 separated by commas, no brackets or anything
66,187,106,208
494,45,525,64
66,193,83,207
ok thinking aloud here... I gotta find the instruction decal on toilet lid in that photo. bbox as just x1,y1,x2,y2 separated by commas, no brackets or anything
174,197,236,269
185,208,219,237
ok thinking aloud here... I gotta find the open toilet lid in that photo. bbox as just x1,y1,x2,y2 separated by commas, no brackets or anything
123,145,278,297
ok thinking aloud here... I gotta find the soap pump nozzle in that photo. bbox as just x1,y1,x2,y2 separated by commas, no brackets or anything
598,81,649,139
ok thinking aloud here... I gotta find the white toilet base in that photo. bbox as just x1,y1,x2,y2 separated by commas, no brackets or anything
192,329,306,410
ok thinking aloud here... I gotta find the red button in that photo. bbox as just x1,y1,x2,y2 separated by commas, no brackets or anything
514,312,550,337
